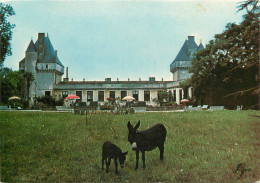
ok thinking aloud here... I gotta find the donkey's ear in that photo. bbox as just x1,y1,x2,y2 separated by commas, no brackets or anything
127,121,132,129
123,151,128,155
134,120,140,130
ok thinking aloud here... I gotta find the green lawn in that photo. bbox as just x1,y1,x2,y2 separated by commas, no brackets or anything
1,110,260,182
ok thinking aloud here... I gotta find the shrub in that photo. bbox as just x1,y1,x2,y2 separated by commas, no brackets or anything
162,102,177,106
35,96,63,106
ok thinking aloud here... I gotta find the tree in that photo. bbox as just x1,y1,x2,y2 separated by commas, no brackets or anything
157,90,175,106
1,69,23,103
179,79,191,99
23,72,34,100
0,3,15,104
0,3,15,66
237,0,258,13
189,1,259,109
0,69,35,105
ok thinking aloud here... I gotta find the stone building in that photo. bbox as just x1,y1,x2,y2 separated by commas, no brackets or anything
170,36,204,81
19,33,203,106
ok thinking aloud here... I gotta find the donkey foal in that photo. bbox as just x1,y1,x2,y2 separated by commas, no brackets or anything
102,141,128,175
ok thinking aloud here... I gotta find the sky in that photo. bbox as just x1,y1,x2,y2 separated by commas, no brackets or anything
4,0,245,81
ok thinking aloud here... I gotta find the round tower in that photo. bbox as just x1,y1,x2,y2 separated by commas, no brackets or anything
24,40,37,101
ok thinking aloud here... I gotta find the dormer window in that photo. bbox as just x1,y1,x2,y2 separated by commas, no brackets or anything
46,64,48,69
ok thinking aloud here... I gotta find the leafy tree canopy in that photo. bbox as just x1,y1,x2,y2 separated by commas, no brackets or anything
1,69,23,103
189,0,259,109
0,3,15,67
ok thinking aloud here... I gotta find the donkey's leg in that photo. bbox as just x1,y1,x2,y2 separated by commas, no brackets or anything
102,156,105,170
135,149,139,170
105,157,108,172
159,144,164,160
114,158,119,175
142,151,146,168
106,157,111,173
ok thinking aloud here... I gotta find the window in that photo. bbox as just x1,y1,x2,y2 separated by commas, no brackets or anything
179,89,183,100
62,91,68,99
121,91,127,99
98,91,104,101
110,91,115,100
76,91,82,102
46,64,48,69
144,91,150,101
87,91,93,102
45,91,51,96
173,90,176,101
184,88,188,99
133,90,139,101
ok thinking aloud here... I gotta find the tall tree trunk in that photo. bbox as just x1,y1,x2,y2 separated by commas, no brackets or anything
0,74,2,104
24,79,27,100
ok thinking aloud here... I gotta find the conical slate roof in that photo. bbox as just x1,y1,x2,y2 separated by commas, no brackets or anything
173,37,199,62
197,43,204,51
170,36,204,73
173,40,190,61
35,36,64,67
26,40,37,52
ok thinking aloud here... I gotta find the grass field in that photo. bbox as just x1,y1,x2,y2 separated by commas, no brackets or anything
1,110,260,182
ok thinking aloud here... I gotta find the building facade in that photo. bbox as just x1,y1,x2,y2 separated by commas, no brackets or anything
19,33,203,106
170,36,204,81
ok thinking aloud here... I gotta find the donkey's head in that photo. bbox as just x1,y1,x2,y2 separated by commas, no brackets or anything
127,120,140,150
119,151,128,168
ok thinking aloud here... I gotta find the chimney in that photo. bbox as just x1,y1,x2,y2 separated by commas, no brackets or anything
63,67,69,82
188,36,195,42
38,33,45,61
149,77,155,82
188,36,196,56
105,78,111,82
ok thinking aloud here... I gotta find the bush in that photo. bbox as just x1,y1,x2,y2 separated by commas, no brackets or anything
36,96,63,106
162,102,177,106
133,101,146,107
55,99,64,106
100,105,114,110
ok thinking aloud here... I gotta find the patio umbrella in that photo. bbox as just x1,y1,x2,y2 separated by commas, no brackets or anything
180,99,189,103
122,96,136,101
65,95,80,100
8,96,21,100
106,97,115,101
8,96,21,108
65,95,80,107
122,96,136,108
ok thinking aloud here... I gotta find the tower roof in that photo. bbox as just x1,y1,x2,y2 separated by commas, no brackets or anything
35,36,64,67
197,43,204,51
173,40,190,61
173,36,199,62
26,40,37,52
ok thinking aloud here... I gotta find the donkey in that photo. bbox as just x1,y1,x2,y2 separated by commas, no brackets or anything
127,120,167,170
102,141,128,175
